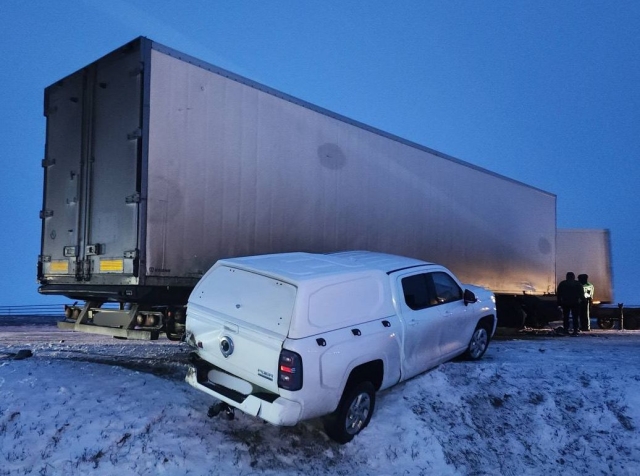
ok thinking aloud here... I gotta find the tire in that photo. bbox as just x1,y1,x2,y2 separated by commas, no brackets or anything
464,323,490,360
597,317,615,330
164,316,184,341
324,381,375,444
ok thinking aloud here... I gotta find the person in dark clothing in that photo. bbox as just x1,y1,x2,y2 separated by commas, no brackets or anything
557,272,584,335
578,274,594,331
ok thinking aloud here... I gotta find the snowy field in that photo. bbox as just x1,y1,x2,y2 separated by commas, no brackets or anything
1,317,638,476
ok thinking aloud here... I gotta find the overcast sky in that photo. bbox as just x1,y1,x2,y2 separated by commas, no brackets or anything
1,1,638,306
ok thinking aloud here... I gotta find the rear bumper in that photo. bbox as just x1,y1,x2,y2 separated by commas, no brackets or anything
38,283,192,304
185,364,302,426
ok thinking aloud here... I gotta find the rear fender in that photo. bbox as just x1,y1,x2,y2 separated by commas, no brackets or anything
318,328,400,392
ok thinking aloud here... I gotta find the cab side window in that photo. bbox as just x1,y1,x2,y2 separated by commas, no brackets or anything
432,272,462,304
402,274,436,310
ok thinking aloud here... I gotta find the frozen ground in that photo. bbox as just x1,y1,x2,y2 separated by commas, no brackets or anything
1,317,638,476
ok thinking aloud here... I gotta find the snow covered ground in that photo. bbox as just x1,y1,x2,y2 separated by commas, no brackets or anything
1,318,639,476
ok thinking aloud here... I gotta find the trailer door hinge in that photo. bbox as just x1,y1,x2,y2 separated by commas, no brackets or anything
127,128,142,140
125,193,141,204
42,158,56,168
40,209,54,219
39,255,52,263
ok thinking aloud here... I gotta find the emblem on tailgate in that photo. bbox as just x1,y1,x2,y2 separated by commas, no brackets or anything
219,336,234,358
258,369,273,381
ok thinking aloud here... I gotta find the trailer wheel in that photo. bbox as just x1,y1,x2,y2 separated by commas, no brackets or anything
464,323,490,360
323,381,375,444
164,313,184,341
165,331,183,341
597,317,615,330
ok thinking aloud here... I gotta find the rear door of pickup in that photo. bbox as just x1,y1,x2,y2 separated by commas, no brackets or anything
395,271,445,379
430,271,473,358
40,40,143,285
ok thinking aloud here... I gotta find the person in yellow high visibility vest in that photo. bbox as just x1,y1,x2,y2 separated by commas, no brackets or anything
578,274,594,331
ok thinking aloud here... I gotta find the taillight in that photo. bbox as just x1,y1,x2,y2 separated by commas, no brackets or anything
278,349,303,391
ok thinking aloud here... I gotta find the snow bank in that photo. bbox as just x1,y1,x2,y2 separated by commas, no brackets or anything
1,325,639,475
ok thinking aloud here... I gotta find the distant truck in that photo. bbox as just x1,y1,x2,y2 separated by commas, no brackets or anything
556,229,613,304
37,37,611,338
520,228,616,329
185,251,497,443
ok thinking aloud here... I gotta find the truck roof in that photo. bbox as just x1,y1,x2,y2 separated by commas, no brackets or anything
216,251,431,284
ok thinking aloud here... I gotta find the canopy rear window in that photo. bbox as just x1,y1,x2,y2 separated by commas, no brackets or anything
194,266,297,336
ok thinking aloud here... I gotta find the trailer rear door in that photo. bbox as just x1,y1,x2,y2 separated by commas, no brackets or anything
40,42,143,286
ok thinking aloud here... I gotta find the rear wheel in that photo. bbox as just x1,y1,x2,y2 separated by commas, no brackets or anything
464,323,490,360
324,381,375,444
597,317,615,330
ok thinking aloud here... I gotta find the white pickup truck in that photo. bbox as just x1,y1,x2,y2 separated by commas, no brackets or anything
185,251,496,443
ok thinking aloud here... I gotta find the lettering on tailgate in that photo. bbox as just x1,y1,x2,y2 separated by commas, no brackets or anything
258,369,274,381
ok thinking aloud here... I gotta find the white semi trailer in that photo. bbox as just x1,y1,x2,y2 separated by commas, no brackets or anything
39,37,572,339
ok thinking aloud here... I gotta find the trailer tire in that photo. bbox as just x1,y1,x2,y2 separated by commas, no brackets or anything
164,315,184,341
597,317,615,330
323,381,375,444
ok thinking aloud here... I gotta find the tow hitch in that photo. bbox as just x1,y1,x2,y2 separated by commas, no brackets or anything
207,401,235,421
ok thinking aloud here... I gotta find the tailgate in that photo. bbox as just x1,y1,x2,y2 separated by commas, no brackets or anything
187,304,285,393
186,265,297,394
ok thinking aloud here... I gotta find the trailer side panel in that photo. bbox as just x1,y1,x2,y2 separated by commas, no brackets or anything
144,47,556,294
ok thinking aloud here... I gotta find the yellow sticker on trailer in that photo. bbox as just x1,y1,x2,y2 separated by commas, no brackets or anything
49,260,69,274
100,259,124,273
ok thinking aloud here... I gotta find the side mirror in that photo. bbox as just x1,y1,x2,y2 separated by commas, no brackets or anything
463,289,477,306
